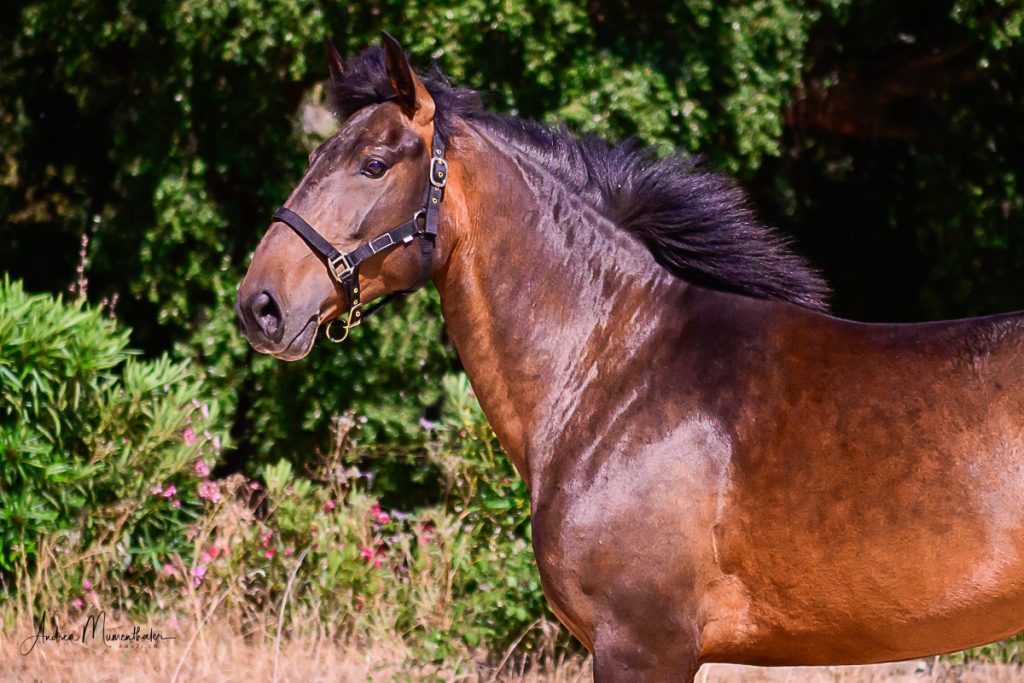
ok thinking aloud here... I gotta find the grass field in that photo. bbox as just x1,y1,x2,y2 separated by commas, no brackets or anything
3,614,1022,682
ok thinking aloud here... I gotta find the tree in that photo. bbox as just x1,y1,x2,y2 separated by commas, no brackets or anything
2,0,1022,475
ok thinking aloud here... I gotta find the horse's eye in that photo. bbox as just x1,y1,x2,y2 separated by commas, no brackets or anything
361,158,389,179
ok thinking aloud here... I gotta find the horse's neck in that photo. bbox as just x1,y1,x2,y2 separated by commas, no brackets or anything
434,121,685,487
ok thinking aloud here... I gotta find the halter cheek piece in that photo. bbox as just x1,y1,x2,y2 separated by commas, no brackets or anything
271,130,447,343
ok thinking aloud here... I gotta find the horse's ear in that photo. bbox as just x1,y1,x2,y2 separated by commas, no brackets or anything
381,31,435,125
326,39,344,84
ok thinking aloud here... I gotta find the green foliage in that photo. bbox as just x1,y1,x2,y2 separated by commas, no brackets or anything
221,372,548,659
0,0,844,471
8,0,1019,469
0,278,228,591
430,373,541,653
755,0,1024,321
6,367,550,662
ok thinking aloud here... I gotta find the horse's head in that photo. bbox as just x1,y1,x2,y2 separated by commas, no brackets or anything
236,34,441,360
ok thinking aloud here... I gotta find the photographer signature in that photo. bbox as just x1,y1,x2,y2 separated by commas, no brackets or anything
19,610,176,656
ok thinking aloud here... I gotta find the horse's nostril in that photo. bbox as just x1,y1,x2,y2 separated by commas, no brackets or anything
250,290,284,342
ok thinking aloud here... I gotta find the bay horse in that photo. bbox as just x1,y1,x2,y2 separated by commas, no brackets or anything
236,34,1024,681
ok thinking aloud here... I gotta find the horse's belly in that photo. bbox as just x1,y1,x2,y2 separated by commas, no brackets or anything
707,473,1024,664
707,585,1024,666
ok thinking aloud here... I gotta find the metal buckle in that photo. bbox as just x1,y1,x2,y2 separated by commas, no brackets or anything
328,252,353,283
324,303,362,343
370,232,396,252
429,156,448,189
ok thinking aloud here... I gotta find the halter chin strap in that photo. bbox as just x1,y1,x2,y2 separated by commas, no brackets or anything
271,129,447,342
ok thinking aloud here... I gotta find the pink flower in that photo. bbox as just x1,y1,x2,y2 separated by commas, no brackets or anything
201,404,210,420
283,548,293,557
418,417,437,430
264,548,276,560
249,482,261,490
151,485,163,495
198,481,220,502
83,579,92,590
163,563,176,576
71,598,84,609
162,484,176,499
212,435,221,453
190,565,206,587
369,504,390,524
194,459,210,477
261,532,273,548
171,499,181,508
324,500,335,512
183,427,196,445
361,546,382,567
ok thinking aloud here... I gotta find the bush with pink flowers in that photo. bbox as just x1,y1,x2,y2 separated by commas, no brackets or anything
0,281,564,665
0,279,229,605
146,376,553,662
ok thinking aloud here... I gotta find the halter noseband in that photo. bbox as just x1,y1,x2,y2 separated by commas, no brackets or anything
271,129,447,343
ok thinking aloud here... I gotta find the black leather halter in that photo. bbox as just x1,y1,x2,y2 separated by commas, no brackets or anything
272,130,448,342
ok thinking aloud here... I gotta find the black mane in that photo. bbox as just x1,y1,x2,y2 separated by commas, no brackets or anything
332,45,830,312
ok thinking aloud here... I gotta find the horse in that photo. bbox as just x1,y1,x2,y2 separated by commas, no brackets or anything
236,34,1024,682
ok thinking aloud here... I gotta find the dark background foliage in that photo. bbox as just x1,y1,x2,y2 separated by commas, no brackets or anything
2,0,1023,476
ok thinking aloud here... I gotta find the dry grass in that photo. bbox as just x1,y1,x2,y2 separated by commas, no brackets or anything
3,613,1022,683
0,612,589,683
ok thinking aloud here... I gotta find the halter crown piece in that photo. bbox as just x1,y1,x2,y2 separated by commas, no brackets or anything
271,129,447,342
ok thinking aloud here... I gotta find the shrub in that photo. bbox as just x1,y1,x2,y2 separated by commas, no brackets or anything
172,372,553,663
0,0,824,473
0,278,551,661
428,373,544,655
0,277,228,603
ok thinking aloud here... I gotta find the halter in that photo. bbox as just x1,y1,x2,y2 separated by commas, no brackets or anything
271,129,447,342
